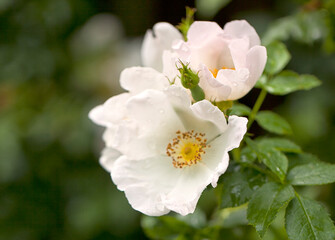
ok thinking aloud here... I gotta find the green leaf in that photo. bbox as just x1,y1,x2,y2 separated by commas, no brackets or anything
265,41,291,75
255,74,268,88
287,153,319,170
285,195,335,240
256,137,301,153
264,70,321,95
240,146,257,163
287,161,335,185
229,103,251,116
258,148,288,182
247,182,294,237
255,111,292,135
245,137,288,182
220,169,265,208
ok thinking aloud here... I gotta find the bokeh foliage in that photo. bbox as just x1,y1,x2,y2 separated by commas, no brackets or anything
1,0,335,239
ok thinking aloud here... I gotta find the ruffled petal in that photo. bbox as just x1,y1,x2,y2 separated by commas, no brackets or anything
120,66,169,93
223,20,261,47
141,22,183,71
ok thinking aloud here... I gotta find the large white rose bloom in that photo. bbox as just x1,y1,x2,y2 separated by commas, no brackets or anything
89,67,247,216
142,20,267,101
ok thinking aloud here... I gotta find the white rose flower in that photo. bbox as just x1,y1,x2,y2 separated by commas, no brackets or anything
89,69,247,216
141,22,183,72
141,20,267,101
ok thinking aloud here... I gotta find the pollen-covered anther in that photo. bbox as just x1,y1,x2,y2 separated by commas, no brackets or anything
166,130,209,168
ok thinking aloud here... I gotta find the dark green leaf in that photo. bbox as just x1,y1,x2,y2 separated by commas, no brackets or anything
287,161,335,185
285,196,335,240
259,148,288,182
265,41,291,75
240,146,257,163
264,70,321,95
220,169,265,208
230,103,251,116
256,111,292,135
245,137,288,182
256,137,301,153
247,182,294,237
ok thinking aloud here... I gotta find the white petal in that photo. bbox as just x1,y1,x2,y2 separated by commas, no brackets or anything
190,100,228,133
223,20,261,47
99,147,122,172
202,115,247,186
111,155,181,216
164,85,192,109
162,50,181,83
163,86,224,141
88,93,130,127
217,115,248,152
215,68,251,100
202,151,229,188
245,45,267,87
124,89,185,158
162,164,213,215
187,21,222,46
228,38,250,69
198,64,232,101
120,66,169,93
141,22,183,71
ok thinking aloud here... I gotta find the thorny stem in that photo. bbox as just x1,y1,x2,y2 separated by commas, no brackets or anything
247,88,267,130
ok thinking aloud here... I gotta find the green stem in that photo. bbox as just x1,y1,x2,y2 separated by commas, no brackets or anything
247,88,267,130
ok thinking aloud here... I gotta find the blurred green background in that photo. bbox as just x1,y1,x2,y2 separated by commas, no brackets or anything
1,0,334,239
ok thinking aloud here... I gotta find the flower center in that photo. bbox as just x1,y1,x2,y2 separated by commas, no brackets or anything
166,130,210,168
210,67,236,78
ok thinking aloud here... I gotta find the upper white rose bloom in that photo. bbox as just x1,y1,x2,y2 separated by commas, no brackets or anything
158,20,267,101
141,22,183,72
89,69,247,216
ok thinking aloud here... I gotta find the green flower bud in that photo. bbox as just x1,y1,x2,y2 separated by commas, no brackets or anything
177,61,200,89
177,61,205,101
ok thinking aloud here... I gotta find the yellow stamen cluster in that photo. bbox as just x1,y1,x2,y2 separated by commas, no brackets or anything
210,67,236,78
166,130,210,168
